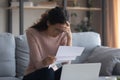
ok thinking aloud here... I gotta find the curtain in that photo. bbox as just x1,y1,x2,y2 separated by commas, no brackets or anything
118,0,120,47
104,0,119,48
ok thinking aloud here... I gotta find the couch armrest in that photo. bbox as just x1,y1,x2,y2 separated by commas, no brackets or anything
0,33,16,77
84,46,120,76
72,32,101,63
112,62,120,75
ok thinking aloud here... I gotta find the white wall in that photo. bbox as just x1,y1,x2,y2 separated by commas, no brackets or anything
12,0,48,35
0,0,99,35
12,9,46,35
12,0,87,35
0,0,48,35
0,0,7,33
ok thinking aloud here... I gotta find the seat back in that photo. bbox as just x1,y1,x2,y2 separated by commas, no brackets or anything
0,33,16,77
15,34,29,78
72,32,101,63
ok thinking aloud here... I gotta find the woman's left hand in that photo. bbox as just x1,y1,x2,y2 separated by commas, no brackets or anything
61,60,71,65
64,21,72,39
61,61,69,65
64,21,72,46
42,56,56,66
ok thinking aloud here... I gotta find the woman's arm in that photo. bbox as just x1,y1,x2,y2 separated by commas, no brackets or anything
62,21,72,46
26,29,56,69
60,21,72,65
26,30,44,69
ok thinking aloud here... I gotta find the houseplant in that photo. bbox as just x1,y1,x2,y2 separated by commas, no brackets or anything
71,0,94,32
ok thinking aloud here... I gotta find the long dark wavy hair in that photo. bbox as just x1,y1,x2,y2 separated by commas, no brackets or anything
31,7,69,31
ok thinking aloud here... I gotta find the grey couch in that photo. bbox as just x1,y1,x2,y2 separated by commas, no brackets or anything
0,32,120,80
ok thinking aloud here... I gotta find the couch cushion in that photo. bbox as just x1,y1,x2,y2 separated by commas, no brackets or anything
112,62,120,75
72,32,101,63
0,33,16,77
84,46,120,76
0,77,21,80
15,34,29,77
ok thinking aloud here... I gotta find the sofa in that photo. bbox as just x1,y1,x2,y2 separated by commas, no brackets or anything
0,32,120,80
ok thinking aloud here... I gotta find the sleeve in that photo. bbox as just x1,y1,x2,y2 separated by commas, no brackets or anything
60,33,72,46
60,35,68,46
60,33,72,64
26,30,44,69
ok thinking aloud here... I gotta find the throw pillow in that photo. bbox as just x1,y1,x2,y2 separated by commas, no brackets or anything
15,34,29,78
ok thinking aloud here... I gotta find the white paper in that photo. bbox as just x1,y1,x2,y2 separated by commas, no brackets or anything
56,46,85,57
55,46,84,62
49,46,85,69
56,56,77,61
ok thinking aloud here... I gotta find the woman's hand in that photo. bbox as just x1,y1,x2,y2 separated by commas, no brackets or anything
61,60,71,65
64,21,72,46
42,56,56,66
64,21,72,38
61,61,69,65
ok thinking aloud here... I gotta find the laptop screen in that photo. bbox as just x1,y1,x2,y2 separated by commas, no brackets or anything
60,63,101,80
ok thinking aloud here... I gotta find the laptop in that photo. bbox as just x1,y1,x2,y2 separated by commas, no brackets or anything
60,63,101,80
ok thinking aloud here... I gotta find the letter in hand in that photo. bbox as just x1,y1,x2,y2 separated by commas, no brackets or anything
42,56,56,66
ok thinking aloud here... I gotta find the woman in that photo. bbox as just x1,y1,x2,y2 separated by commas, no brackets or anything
23,7,72,80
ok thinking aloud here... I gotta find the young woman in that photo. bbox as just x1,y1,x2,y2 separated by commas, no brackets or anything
23,7,72,80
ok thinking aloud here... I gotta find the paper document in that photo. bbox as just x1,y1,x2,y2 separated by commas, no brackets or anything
49,46,85,70
56,46,85,61
56,56,76,61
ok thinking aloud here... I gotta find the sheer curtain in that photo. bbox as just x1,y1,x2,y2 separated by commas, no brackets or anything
104,0,119,48
118,0,120,48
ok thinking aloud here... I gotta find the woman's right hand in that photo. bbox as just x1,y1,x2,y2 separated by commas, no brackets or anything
42,56,56,66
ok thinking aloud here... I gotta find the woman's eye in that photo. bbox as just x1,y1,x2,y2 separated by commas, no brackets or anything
56,29,63,33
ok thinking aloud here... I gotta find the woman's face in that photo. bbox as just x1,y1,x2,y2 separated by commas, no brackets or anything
47,23,67,37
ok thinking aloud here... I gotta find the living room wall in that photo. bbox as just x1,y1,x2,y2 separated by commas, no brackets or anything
0,0,101,35
0,0,7,33
0,0,85,35
12,0,87,35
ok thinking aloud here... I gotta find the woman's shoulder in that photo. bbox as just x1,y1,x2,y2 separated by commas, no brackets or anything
26,27,40,33
26,27,41,36
26,27,37,32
